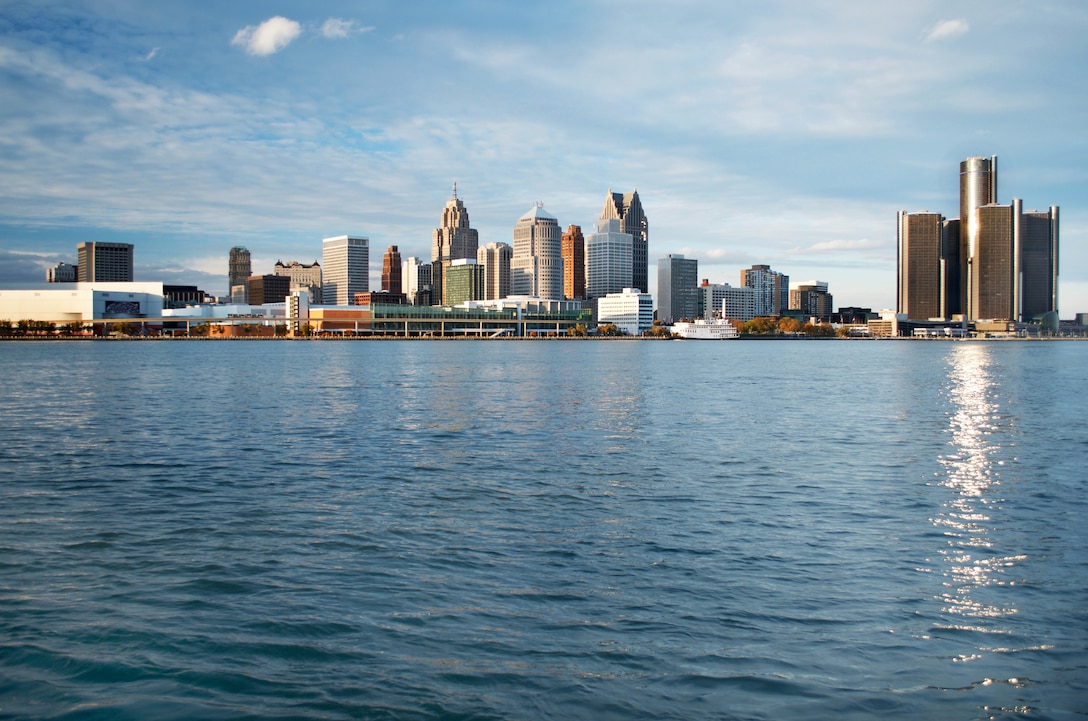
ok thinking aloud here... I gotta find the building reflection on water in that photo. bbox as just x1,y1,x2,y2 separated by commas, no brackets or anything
935,343,1024,634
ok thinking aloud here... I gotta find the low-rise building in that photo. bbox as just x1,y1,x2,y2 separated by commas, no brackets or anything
596,288,653,336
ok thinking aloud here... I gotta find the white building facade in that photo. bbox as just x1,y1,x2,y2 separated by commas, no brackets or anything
477,242,512,300
596,288,653,336
322,235,369,306
585,218,633,300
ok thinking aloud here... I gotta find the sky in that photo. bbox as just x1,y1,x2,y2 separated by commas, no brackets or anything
1,0,1085,313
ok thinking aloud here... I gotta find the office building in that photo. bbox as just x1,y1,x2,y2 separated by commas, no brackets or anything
77,242,133,282
443,259,486,306
1020,206,1059,321
561,225,585,301
477,242,512,301
900,156,1059,323
600,189,648,293
382,246,402,293
699,280,755,321
322,235,369,306
247,274,291,306
657,254,699,323
46,262,77,283
512,203,563,300
229,246,252,303
596,288,653,336
585,219,632,300
432,184,479,305
740,264,789,316
274,260,322,304
789,280,834,321
402,257,433,306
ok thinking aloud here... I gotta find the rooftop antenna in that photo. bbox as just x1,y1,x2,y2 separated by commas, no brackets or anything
452,181,457,199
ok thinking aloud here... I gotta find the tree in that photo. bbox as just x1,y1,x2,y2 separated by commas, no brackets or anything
777,317,801,334
0,320,12,336
740,317,777,336
597,323,624,336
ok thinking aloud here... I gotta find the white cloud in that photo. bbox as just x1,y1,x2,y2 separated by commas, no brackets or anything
321,18,373,39
232,17,302,56
142,48,159,62
924,19,969,43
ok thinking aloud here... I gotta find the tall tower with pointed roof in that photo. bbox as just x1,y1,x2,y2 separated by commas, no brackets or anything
431,184,479,306
600,189,648,292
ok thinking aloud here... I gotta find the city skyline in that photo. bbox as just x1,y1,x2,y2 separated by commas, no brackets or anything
0,2,1085,313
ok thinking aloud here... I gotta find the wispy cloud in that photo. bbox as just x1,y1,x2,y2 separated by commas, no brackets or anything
232,17,302,56
924,19,969,43
142,48,159,62
321,19,373,39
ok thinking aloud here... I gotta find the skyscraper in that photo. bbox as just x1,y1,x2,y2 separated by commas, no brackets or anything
1020,206,1059,321
740,264,789,316
600,190,648,293
561,225,585,301
382,246,402,293
477,242,512,301
585,219,632,300
432,184,479,305
77,242,133,282
402,257,433,306
657,254,699,324
897,156,1059,323
512,204,563,300
896,211,945,321
789,280,834,321
228,246,251,302
322,235,369,306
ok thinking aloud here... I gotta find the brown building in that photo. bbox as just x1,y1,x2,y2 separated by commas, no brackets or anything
247,274,291,305
561,224,585,301
382,246,402,293
354,291,408,306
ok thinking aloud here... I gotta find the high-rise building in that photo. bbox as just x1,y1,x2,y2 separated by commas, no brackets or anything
896,211,946,321
77,242,133,282
657,254,699,323
46,262,77,283
322,235,369,306
698,280,755,321
402,257,433,306
898,156,1059,323
443,259,486,306
596,288,653,336
477,242,512,301
740,264,789,316
274,260,322,304
432,184,479,305
229,246,252,303
247,274,291,305
585,219,632,301
600,190,648,293
561,225,585,301
512,204,563,300
1020,206,1059,321
382,246,402,293
789,280,834,321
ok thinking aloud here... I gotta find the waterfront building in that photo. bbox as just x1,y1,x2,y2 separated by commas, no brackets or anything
512,203,563,300
77,242,133,283
699,280,755,321
0,282,164,323
477,242,512,301
322,235,369,306
432,185,479,305
561,225,585,301
596,288,653,336
740,264,789,316
228,246,252,303
402,256,433,306
381,246,402,294
46,262,77,283
896,211,946,320
274,260,322,304
789,280,834,321
163,285,205,308
443,259,486,306
1020,206,1059,321
657,254,699,323
585,219,633,301
969,202,1020,321
599,190,648,293
247,274,291,306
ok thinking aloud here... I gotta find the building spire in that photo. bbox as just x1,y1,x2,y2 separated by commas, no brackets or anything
452,181,458,199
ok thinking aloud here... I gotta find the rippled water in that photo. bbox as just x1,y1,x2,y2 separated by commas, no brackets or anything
1,339,1086,720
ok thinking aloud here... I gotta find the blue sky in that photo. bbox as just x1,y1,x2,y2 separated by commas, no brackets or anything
1,0,1085,313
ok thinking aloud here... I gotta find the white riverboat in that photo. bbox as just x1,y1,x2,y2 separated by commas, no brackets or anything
670,319,739,340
